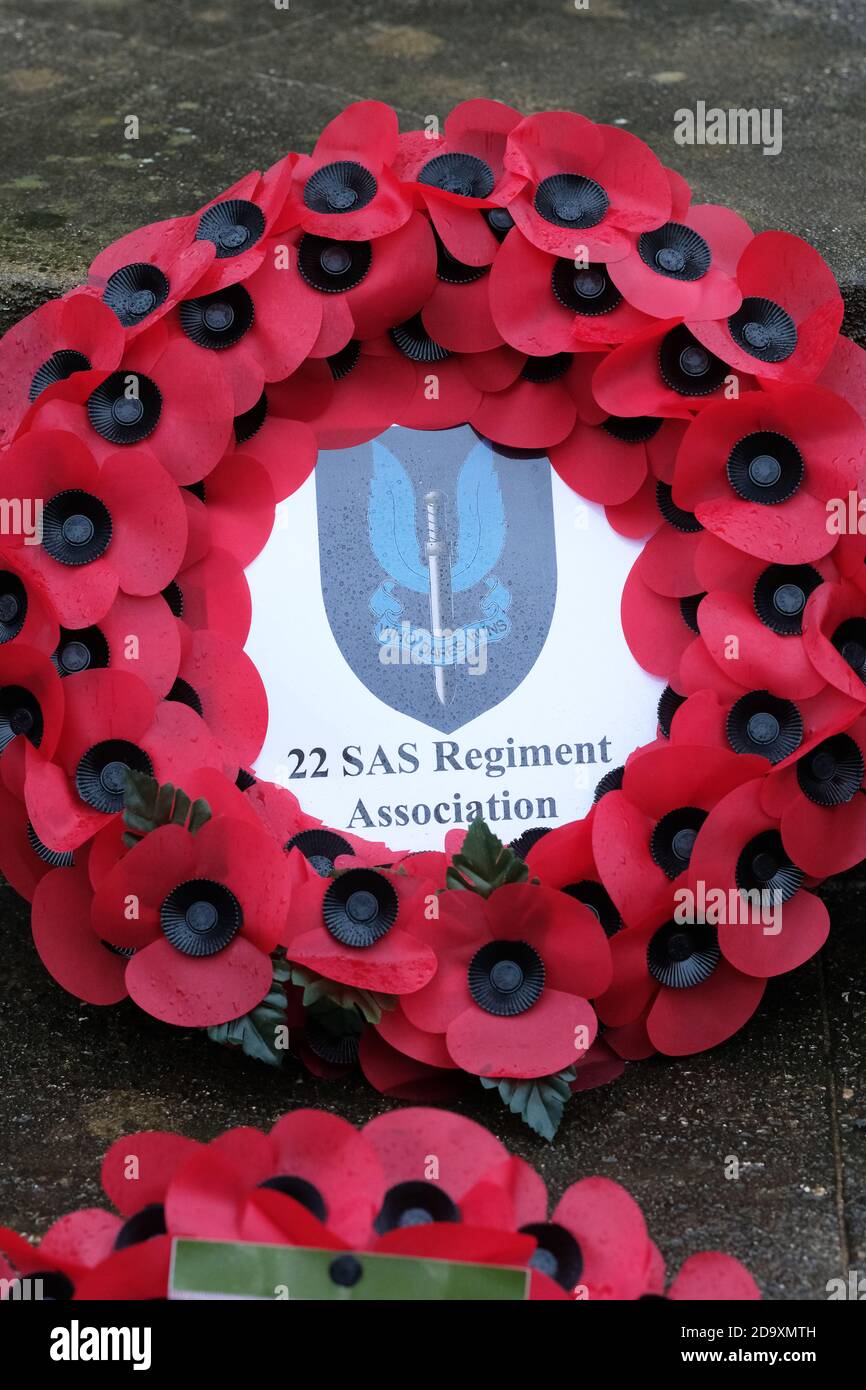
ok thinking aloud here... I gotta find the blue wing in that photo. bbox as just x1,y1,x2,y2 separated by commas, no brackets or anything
368,440,428,594
451,443,506,593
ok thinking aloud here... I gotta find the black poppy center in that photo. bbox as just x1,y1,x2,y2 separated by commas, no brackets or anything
486,207,514,240
604,415,663,444
650,806,708,879
647,920,720,989
328,340,361,380
754,564,822,635
75,739,153,813
468,939,544,1016
656,481,703,534
297,234,372,293
87,371,161,444
535,173,609,229
0,571,27,643
832,618,866,681
796,734,864,807
520,1222,584,1290
196,198,266,258
322,868,398,947
29,349,92,402
52,624,110,677
304,161,378,215
114,1203,167,1251
419,151,496,199
258,1174,328,1221
726,690,803,763
638,223,712,281
659,326,728,397
727,431,804,505
562,879,622,937
42,490,112,566
0,685,43,752
520,352,572,384
161,877,242,957
285,827,355,877
729,297,797,363
374,1181,461,1234
103,262,170,327
390,313,450,363
234,389,268,444
735,829,803,902
179,284,255,350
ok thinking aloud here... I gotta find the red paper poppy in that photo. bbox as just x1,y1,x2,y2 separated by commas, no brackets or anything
503,112,671,263
32,856,130,1005
759,710,866,877
85,219,215,340
395,99,525,267
358,1028,465,1103
400,882,611,1078
289,211,438,357
90,813,296,1026
687,231,843,386
609,204,752,320
693,535,838,700
620,561,701,678
270,341,417,450
551,1177,655,1299
0,546,59,656
0,292,124,446
552,416,686,509
803,579,866,703
171,547,251,645
222,391,318,502
688,778,829,978
470,347,599,450
591,743,766,926
31,324,234,485
171,238,324,415
172,628,268,769
593,315,757,422
23,667,224,851
490,227,652,356
672,385,866,563
0,641,65,763
283,867,436,996
666,1251,760,1301
189,155,299,295
597,895,767,1057
2,429,187,627
282,102,413,243
157,1110,385,1248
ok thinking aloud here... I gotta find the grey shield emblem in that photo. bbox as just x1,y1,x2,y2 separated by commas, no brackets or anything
316,424,557,733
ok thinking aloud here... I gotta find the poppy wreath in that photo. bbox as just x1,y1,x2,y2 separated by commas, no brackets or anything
1,99,864,1140
0,1105,759,1301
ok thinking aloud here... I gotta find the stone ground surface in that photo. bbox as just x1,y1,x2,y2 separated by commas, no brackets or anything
1,0,865,1301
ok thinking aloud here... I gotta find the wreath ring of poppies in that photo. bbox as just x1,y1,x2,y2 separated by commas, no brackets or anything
1,100,864,1140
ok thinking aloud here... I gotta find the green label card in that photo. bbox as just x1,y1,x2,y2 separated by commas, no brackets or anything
169,1239,530,1301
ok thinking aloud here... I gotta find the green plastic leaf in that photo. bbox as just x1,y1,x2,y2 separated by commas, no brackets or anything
207,957,292,1068
122,769,212,848
445,818,528,898
480,1067,576,1142
288,963,395,1025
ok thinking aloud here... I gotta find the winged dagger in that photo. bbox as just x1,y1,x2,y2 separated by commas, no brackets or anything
368,439,507,705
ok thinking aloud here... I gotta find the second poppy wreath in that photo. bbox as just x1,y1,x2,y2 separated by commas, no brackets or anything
0,100,863,1140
